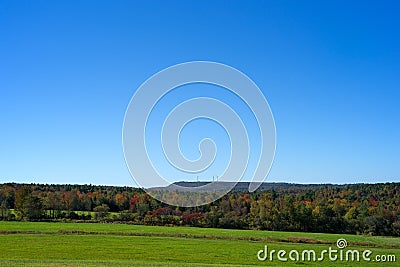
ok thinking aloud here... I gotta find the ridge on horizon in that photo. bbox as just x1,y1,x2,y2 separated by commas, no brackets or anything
1,180,398,189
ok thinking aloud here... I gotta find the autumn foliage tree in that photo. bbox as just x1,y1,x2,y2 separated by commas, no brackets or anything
14,186,43,220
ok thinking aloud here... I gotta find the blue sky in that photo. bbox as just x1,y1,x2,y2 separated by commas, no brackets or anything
1,1,399,186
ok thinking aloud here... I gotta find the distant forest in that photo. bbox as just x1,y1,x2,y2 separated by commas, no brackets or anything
0,182,399,236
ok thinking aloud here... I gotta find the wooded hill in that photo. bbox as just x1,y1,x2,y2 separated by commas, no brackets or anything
0,182,399,236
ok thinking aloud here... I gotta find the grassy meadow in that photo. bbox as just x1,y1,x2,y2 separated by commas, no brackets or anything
0,221,398,266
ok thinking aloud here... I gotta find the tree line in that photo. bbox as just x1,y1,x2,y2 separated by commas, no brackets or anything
0,182,399,236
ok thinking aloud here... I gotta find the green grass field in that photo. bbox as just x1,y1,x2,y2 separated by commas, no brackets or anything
0,222,398,266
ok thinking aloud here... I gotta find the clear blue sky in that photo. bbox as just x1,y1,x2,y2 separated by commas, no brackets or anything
1,1,399,186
